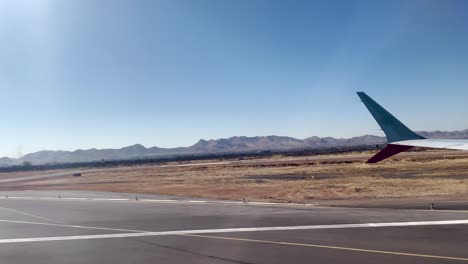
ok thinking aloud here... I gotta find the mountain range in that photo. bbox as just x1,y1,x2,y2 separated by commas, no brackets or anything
3,129,468,167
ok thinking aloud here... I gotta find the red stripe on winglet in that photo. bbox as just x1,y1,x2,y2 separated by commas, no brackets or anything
367,144,413,163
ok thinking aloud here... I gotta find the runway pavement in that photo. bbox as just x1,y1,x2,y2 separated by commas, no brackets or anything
0,191,467,263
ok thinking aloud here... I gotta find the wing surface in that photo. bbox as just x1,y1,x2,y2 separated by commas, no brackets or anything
392,139,468,150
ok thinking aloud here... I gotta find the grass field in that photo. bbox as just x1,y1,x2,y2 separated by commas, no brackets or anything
1,150,468,204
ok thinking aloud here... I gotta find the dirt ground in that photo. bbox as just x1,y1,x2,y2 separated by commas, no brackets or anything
1,150,468,203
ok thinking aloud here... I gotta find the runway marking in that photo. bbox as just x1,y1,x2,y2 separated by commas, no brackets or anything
182,234,468,261
0,219,147,233
5,196,468,214
0,206,52,222
0,196,316,207
91,198,130,201
0,219,467,244
139,199,179,202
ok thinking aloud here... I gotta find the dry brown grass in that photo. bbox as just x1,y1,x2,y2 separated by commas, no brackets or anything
1,150,468,203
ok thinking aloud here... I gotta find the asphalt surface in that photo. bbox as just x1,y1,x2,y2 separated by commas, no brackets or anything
0,191,467,263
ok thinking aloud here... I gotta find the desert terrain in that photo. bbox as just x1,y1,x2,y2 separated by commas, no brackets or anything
0,149,468,205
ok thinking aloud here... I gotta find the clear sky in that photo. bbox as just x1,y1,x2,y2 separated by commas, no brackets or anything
1,0,468,157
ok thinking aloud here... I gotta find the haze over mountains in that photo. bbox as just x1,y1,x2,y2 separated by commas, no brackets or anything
2,130,468,167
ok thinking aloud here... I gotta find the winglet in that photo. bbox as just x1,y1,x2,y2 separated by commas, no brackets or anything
357,92,425,163
356,92,424,143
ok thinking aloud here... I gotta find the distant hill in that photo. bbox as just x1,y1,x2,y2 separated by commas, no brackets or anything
2,129,467,167
417,130,468,139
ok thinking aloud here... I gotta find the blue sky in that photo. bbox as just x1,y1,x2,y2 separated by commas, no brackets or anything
0,0,468,157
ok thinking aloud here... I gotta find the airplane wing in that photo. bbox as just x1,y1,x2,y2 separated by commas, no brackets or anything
392,139,468,150
357,92,468,163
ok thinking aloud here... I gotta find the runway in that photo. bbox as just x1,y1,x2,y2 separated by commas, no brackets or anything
0,191,467,263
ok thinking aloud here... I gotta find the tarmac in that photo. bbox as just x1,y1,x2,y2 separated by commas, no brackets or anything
0,190,467,263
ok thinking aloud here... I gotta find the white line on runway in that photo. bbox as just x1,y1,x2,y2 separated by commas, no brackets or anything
91,198,131,201
182,234,468,262
0,219,468,244
0,196,316,206
0,219,147,233
0,206,52,222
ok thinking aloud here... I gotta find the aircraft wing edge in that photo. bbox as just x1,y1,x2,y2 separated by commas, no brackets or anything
392,139,468,151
